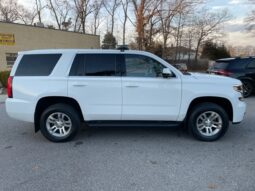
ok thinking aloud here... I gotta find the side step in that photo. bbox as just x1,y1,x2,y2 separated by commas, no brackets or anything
86,120,182,128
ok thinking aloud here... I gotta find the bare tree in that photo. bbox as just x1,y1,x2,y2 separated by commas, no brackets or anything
35,0,44,23
104,0,121,35
17,5,37,25
244,0,255,33
131,0,161,50
0,0,19,22
91,0,103,35
158,0,185,58
173,12,185,61
145,13,160,48
47,0,72,30
120,0,130,45
182,26,195,63
158,0,203,59
0,0,38,25
245,10,255,32
191,8,230,62
73,0,95,33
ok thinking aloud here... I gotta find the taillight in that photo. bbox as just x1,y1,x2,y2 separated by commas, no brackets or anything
7,76,13,98
215,70,232,76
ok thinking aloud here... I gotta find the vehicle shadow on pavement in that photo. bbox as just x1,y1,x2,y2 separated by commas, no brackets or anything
76,125,191,141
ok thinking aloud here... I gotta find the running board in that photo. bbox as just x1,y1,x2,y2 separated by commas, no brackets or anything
86,120,182,128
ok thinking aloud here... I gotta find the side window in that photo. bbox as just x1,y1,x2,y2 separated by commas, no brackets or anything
85,54,116,76
69,54,119,76
15,54,61,76
125,54,166,77
228,60,246,70
247,60,255,69
69,54,85,76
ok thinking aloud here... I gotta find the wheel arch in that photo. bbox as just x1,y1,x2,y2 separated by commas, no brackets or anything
34,96,84,132
186,96,233,122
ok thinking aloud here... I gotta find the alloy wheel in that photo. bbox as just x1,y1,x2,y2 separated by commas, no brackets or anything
196,111,223,137
46,112,72,138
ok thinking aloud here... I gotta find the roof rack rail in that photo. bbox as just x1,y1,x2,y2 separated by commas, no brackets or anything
117,45,129,52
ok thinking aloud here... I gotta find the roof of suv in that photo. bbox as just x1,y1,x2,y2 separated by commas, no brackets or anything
216,58,235,61
211,57,255,70
216,57,255,62
19,49,149,55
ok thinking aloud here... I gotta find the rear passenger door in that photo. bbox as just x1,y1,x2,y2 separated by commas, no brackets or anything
68,54,122,121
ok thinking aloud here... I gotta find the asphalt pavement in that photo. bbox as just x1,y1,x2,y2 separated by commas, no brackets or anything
0,98,254,191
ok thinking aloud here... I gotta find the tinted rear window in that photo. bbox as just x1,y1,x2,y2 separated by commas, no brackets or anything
86,54,116,76
15,54,61,76
69,54,119,76
212,62,228,69
228,59,247,70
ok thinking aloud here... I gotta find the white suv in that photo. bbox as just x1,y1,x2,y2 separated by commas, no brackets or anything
6,49,246,142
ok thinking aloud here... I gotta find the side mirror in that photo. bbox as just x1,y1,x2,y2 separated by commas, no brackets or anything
162,68,173,78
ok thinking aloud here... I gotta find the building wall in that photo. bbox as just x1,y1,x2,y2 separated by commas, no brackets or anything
0,22,100,71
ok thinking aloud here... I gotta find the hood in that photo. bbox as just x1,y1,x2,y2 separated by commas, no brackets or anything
188,72,241,85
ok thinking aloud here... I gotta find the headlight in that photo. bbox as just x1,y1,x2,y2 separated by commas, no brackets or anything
233,84,243,94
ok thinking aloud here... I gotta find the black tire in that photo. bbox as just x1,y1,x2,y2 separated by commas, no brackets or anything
188,102,229,142
40,103,80,142
242,80,253,98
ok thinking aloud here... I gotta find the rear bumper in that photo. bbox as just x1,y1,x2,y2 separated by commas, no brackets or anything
232,100,246,123
5,98,35,123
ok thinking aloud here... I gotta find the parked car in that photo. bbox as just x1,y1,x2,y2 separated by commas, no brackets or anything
207,57,255,97
6,49,246,142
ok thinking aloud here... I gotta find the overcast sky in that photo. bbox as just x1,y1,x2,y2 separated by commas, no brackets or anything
19,0,255,47
205,0,255,47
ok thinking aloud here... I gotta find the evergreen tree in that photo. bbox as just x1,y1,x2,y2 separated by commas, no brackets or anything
201,41,231,60
101,32,117,49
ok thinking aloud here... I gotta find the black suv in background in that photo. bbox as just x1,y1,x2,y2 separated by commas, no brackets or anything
208,57,255,97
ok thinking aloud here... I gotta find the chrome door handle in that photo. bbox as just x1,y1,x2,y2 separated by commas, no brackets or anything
125,85,139,88
72,83,87,87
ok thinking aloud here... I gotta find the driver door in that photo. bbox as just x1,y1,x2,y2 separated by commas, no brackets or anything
121,54,182,121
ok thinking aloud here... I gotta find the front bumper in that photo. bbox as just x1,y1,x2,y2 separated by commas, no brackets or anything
232,100,246,123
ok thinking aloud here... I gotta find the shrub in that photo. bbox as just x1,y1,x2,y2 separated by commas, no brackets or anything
0,71,11,88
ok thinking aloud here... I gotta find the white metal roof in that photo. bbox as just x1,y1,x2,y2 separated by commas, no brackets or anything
19,49,148,54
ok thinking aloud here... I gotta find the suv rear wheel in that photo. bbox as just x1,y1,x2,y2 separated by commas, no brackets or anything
242,80,253,98
188,103,229,142
40,103,80,142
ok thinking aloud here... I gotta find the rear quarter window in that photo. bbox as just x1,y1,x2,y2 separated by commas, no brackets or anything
15,54,61,76
69,54,121,76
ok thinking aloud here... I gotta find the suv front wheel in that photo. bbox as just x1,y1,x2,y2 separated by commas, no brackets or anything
188,103,229,142
40,104,80,142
